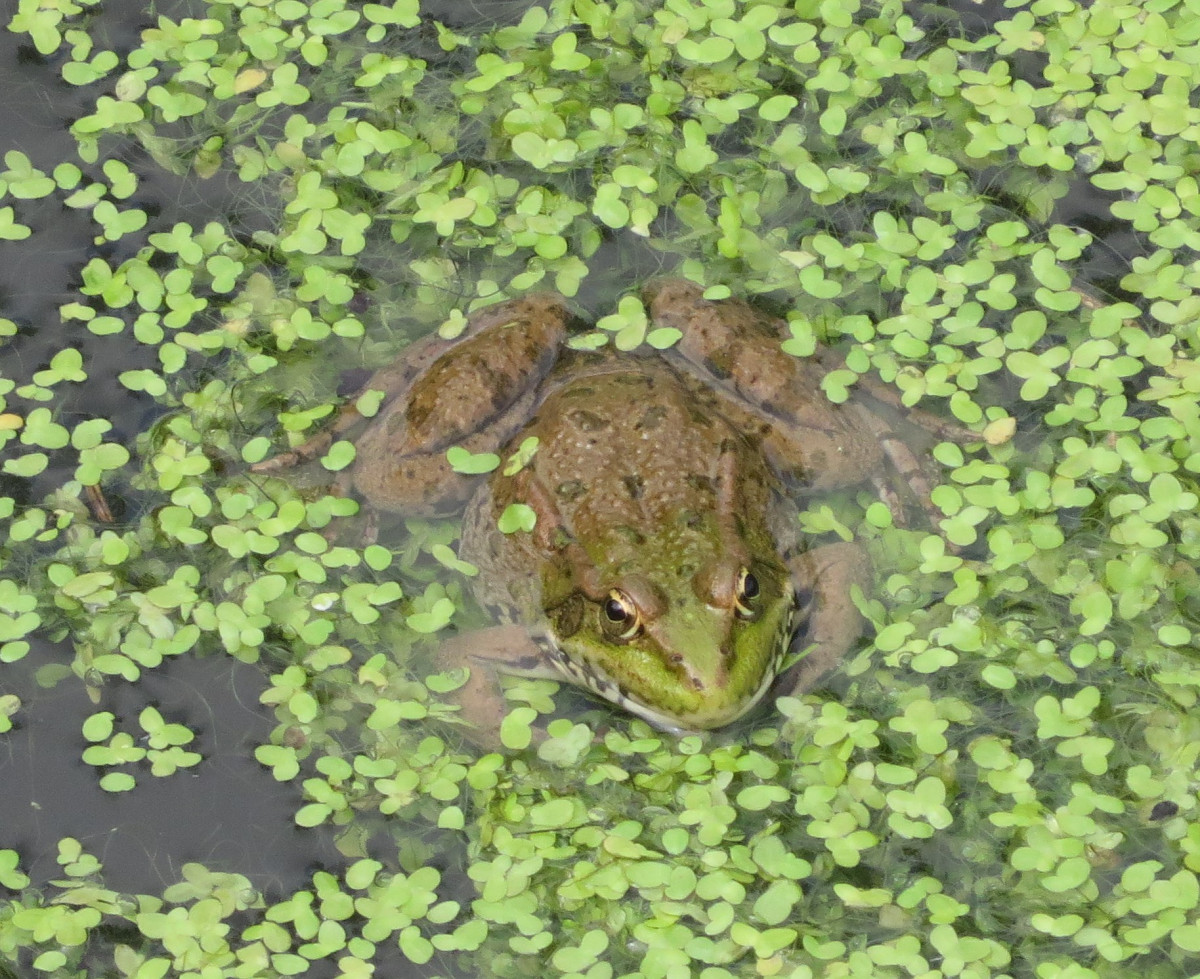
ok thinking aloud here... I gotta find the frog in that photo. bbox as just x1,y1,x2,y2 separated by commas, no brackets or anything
254,279,975,744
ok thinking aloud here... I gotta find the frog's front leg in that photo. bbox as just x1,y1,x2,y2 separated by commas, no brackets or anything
778,541,872,697
437,625,563,748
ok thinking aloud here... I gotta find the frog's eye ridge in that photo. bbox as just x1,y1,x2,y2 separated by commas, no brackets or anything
735,568,760,619
602,589,641,640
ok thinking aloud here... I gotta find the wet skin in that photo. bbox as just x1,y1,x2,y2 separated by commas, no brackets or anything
255,280,975,744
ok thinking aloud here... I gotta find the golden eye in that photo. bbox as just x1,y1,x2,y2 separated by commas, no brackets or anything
601,589,641,641
735,568,760,620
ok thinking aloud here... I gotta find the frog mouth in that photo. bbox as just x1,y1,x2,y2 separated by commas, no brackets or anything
549,598,796,733
612,651,784,733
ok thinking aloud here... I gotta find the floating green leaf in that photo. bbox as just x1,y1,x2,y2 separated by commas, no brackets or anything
497,503,536,534
446,446,499,475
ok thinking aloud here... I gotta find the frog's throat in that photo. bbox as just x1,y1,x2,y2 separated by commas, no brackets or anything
548,591,797,732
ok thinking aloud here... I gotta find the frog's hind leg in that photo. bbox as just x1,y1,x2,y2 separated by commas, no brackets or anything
841,397,980,530
353,294,573,515
644,278,978,516
844,370,980,520
251,406,358,475
645,279,894,493
838,402,933,527
355,408,543,518
249,326,464,475
851,370,979,447
255,293,575,516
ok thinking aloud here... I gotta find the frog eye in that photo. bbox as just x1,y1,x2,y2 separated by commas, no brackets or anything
601,589,641,641
735,568,760,620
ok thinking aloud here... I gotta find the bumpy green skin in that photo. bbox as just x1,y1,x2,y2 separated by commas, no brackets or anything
259,280,966,741
462,357,801,731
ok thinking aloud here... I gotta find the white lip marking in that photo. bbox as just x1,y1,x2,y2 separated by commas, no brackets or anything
548,596,796,732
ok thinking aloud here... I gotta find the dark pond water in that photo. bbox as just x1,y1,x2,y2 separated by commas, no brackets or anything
0,0,1145,962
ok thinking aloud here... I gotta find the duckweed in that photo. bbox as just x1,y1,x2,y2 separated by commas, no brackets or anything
6,0,1200,975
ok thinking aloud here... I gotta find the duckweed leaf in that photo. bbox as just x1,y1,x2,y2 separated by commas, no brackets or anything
497,503,536,534
446,446,499,475
759,95,797,121
502,436,539,476
675,120,718,174
35,347,87,385
431,545,477,576
81,711,114,742
99,772,136,793
499,707,537,751
550,32,590,71
406,597,455,634
10,0,1200,973
592,182,630,229
321,440,356,471
646,327,682,350
596,294,648,351
0,207,31,241
20,409,69,450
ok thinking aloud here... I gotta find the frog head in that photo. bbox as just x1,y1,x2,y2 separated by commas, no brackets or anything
542,518,797,731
